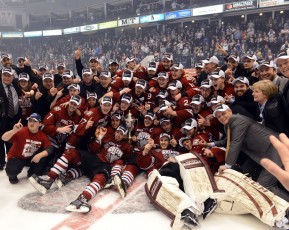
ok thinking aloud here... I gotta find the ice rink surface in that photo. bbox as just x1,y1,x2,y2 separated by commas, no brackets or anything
0,168,277,230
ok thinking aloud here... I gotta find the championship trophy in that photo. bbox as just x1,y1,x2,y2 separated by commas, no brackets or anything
125,110,137,143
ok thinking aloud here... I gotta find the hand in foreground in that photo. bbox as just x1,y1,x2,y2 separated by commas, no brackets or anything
261,134,289,191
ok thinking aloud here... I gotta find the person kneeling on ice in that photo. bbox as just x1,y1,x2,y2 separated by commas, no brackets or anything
29,124,134,213
2,113,52,184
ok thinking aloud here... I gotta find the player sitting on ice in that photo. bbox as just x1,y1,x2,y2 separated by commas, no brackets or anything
29,124,134,213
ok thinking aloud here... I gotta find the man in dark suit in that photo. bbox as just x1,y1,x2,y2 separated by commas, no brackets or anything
0,67,21,170
210,104,289,201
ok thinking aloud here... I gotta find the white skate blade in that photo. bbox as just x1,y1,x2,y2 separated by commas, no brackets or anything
28,176,47,195
65,204,90,213
113,175,126,199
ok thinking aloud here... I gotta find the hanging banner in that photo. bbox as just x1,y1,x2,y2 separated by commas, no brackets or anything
192,5,223,16
99,21,117,30
140,13,165,23
24,31,42,37
165,9,191,20
118,17,140,26
225,1,257,11
63,26,80,34
259,0,289,7
80,24,98,32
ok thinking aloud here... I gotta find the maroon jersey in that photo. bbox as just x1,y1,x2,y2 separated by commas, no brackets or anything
75,107,110,136
216,83,235,98
110,77,136,93
55,94,86,114
42,106,81,147
136,148,182,175
19,93,33,121
7,127,51,160
89,135,133,165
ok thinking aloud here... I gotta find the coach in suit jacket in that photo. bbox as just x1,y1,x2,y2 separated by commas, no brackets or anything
211,104,289,201
0,67,22,169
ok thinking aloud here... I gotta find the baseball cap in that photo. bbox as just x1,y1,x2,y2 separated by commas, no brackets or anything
57,63,66,69
213,104,231,117
179,136,191,148
144,111,156,120
70,95,82,106
1,53,11,61
89,57,99,62
116,125,128,135
136,79,147,89
242,53,257,61
157,72,169,79
171,63,184,70
162,53,173,61
17,57,26,62
43,73,54,81
180,118,198,133
122,70,133,81
87,92,97,100
274,49,289,65
203,56,219,65
159,133,171,140
159,117,171,125
101,96,113,105
228,55,240,62
190,94,205,105
27,113,42,122
159,100,171,111
121,94,133,104
39,65,48,71
100,70,112,78
257,61,276,70
200,79,212,88
109,60,119,65
82,68,92,76
126,57,136,63
2,67,13,75
67,84,80,91
208,69,225,79
111,110,123,120
232,76,250,85
19,73,30,81
210,95,225,104
147,61,157,71
156,90,168,99
167,80,182,91
63,69,73,78
195,62,205,68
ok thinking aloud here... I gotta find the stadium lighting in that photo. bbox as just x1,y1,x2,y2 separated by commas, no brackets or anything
241,15,244,18
192,20,195,23
137,13,140,16
259,12,263,16
280,11,284,14
185,26,188,28
138,27,141,30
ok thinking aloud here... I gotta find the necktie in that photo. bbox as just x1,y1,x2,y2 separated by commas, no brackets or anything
225,125,231,160
7,85,14,118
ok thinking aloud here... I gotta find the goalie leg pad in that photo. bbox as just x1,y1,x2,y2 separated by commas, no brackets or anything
145,169,201,230
215,169,289,227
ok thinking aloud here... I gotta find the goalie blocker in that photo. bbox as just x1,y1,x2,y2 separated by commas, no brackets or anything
145,153,289,229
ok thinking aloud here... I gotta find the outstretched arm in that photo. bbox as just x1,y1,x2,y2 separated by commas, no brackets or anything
261,133,289,191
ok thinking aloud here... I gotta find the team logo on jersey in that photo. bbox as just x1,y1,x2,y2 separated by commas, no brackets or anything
162,150,179,159
85,111,93,116
54,106,61,111
106,146,124,163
